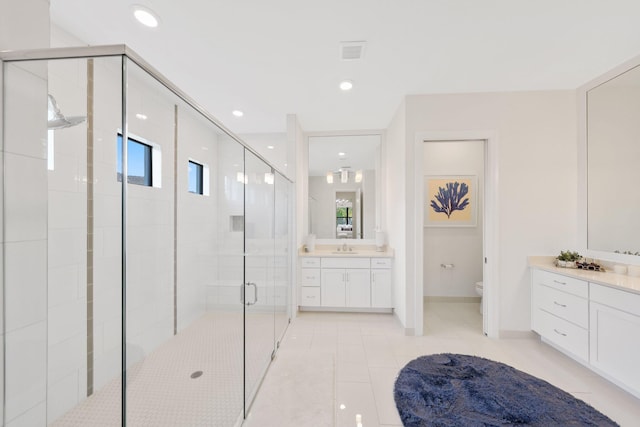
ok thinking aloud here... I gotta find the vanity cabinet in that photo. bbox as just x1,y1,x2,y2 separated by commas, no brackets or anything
299,255,393,310
530,262,640,399
590,283,640,397
371,258,392,308
300,257,321,307
531,270,589,362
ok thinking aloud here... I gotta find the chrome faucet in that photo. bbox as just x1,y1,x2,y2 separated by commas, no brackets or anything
342,242,348,252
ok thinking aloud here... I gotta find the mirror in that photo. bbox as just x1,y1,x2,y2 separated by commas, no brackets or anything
586,63,640,255
308,134,379,239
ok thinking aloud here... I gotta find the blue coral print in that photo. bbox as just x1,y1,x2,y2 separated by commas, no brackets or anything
430,181,470,219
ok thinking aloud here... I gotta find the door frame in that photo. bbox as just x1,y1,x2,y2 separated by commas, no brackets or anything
413,131,499,338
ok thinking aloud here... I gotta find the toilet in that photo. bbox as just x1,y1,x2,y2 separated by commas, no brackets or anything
475,281,483,314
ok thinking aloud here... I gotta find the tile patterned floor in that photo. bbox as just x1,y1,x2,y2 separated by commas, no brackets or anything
246,302,640,427
52,310,277,427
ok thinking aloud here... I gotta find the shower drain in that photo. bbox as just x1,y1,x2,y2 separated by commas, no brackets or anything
190,371,203,379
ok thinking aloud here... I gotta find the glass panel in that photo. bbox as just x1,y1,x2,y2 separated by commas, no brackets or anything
177,99,245,425
274,172,291,346
3,49,289,426
243,151,275,411
3,55,124,425
125,59,246,425
123,58,179,426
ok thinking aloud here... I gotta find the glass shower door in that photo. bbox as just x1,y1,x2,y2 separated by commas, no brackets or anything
243,151,275,413
274,172,291,346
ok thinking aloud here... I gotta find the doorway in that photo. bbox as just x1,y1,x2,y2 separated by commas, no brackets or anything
423,140,485,333
413,131,499,338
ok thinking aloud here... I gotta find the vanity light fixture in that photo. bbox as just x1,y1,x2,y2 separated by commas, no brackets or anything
326,172,334,184
355,170,363,183
132,5,160,28
341,169,349,183
232,110,244,117
339,80,353,91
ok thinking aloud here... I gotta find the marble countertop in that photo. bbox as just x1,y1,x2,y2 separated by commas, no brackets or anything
528,256,640,295
299,245,394,258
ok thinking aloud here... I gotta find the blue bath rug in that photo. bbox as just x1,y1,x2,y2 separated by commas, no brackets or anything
394,353,618,426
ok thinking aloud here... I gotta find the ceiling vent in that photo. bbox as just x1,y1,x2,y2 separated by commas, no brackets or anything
340,41,366,61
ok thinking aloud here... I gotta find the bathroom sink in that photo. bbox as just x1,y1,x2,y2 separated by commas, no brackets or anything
331,251,359,255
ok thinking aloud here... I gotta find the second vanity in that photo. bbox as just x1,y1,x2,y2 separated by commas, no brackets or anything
529,256,640,399
299,245,394,312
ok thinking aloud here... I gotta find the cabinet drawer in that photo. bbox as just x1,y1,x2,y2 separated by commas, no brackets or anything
321,257,370,269
300,287,321,306
371,258,391,269
533,270,588,299
537,309,588,361
538,285,588,328
591,283,640,317
300,257,320,268
300,268,320,286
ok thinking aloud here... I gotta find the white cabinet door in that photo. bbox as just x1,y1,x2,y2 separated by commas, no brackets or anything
346,269,371,307
371,269,392,308
590,301,640,397
321,269,346,307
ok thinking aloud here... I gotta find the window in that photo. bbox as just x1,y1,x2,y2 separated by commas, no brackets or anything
336,206,352,226
188,160,203,194
117,134,153,186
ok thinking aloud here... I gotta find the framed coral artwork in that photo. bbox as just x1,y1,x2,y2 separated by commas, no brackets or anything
424,175,477,227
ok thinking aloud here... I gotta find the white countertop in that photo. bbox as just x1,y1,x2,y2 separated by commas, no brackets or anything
299,244,394,258
529,256,640,295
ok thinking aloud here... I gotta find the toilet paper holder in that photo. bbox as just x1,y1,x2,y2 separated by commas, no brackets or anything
440,263,454,269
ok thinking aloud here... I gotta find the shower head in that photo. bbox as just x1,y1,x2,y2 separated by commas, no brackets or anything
47,94,86,130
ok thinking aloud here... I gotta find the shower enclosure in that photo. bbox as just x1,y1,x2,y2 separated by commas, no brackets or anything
0,45,292,426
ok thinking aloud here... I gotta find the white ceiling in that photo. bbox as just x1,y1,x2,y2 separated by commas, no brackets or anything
50,0,640,134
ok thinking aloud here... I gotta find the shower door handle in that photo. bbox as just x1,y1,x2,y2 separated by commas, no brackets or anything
246,282,258,306
240,283,245,303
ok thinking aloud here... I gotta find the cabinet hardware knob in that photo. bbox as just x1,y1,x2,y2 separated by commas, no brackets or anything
553,328,567,337
553,301,567,308
553,280,567,285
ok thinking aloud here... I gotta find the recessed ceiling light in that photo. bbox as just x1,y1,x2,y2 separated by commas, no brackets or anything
338,152,345,156
267,145,274,150
339,80,353,91
135,113,147,120
232,110,244,117
132,5,160,28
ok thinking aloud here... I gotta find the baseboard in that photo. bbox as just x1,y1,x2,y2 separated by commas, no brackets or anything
499,330,537,339
424,296,481,303
404,327,416,336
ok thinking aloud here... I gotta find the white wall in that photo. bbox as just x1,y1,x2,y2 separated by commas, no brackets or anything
386,92,577,334
403,91,577,333
1,1,50,424
384,102,408,330
423,141,484,297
